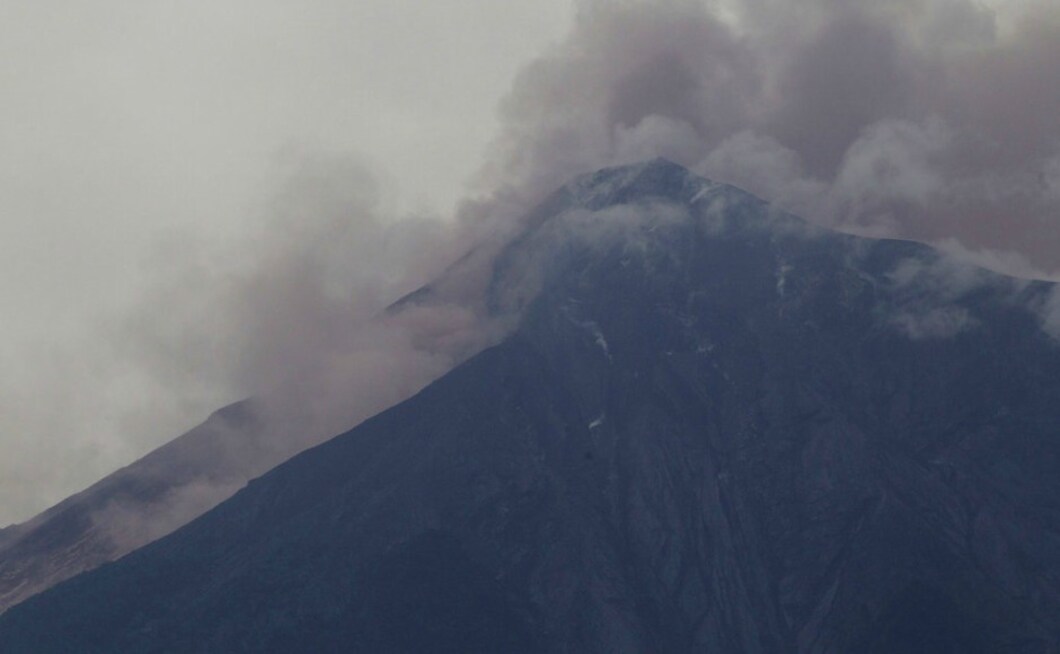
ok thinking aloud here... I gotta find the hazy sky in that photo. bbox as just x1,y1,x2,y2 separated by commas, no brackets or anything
0,0,570,524
0,0,570,337
3,0,1059,526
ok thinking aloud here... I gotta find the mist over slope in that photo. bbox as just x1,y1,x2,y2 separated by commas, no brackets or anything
0,157,513,612
2,160,1057,652
4,0,1060,635
483,0,1060,270
0,203,509,614
6,0,1060,541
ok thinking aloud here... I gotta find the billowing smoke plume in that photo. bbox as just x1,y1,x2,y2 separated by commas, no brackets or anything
480,0,1060,273
5,0,1060,551
123,152,499,445
125,0,1060,525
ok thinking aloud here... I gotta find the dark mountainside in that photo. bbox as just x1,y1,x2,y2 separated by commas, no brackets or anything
0,400,268,614
2,160,1059,652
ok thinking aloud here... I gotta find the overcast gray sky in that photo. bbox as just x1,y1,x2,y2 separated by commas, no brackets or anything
0,0,570,524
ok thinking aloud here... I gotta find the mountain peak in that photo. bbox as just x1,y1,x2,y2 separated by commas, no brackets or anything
562,157,719,210
3,162,1059,652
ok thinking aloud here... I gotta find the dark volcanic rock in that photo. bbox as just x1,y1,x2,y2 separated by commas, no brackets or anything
1,160,1058,652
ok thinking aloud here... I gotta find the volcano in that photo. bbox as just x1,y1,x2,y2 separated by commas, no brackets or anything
1,160,1058,652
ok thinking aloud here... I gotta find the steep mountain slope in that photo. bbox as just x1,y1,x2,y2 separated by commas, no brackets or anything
2,160,1058,652
0,268,479,614
0,401,266,614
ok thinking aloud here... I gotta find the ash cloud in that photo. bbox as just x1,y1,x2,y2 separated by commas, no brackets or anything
7,0,1060,549
479,0,1060,273
114,150,510,484
41,151,516,554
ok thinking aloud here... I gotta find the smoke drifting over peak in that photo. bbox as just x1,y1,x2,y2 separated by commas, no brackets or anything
164,0,1060,444
119,151,508,466
3,0,1060,528
227,0,1060,483
484,0,1060,272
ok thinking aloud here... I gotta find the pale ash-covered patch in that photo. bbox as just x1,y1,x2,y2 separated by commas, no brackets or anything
562,306,613,362
891,306,978,340
689,181,723,205
588,322,611,359
776,262,794,296
1038,286,1060,340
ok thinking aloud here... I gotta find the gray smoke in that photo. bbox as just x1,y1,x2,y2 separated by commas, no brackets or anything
479,0,1060,273
6,0,1060,531
65,0,1060,493
116,151,509,470
56,152,513,552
